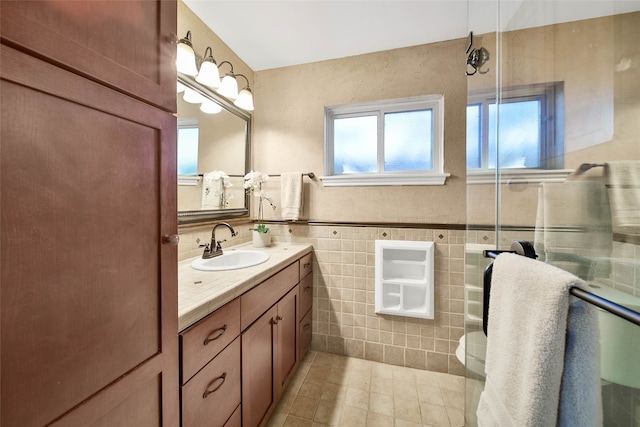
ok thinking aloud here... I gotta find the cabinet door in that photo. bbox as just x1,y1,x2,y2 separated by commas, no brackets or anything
275,286,299,399
0,0,176,112
242,305,277,427
1,45,178,427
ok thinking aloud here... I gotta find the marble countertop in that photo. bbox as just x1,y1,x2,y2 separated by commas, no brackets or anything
178,242,313,331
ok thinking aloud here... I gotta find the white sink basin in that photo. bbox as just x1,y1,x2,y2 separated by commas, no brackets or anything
191,250,269,271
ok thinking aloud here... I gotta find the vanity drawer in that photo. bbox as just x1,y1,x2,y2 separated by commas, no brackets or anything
299,309,312,357
182,337,241,427
241,261,298,330
299,252,313,279
298,274,313,322
180,298,240,384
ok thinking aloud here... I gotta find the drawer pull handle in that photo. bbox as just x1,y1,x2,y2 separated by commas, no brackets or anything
304,286,311,293
202,373,226,398
203,325,227,345
273,315,284,325
303,324,311,332
303,262,311,269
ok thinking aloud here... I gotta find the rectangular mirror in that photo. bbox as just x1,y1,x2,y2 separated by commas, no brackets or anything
176,73,250,225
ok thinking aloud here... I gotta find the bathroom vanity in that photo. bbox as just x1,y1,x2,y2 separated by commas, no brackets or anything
178,243,313,427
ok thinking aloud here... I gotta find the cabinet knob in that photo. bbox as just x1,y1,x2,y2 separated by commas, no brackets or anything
273,315,284,325
202,372,227,398
303,262,311,269
162,234,180,245
203,324,227,345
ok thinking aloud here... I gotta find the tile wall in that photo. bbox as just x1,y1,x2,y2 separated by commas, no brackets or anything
179,222,466,376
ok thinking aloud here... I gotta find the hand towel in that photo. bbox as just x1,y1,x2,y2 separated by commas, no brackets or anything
605,161,640,235
476,253,601,427
280,172,303,221
201,170,229,209
534,181,612,280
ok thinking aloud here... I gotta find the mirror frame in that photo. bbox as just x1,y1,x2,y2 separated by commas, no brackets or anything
177,72,251,225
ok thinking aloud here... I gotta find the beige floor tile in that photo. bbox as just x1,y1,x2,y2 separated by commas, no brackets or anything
345,387,369,410
314,399,343,426
420,401,451,427
338,406,368,427
416,384,444,406
369,392,394,417
366,411,395,427
394,395,422,423
283,415,314,427
270,351,465,427
299,379,325,399
289,395,320,420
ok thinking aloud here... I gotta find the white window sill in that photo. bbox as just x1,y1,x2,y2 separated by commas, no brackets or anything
320,172,450,187
178,175,200,186
467,169,573,185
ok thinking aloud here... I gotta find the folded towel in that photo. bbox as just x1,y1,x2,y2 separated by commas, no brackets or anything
606,161,640,234
477,253,601,427
534,181,612,280
280,172,303,221
201,170,229,209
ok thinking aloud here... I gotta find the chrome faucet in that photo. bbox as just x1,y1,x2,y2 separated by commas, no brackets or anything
202,222,237,259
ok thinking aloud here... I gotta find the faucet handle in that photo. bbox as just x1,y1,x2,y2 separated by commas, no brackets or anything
215,239,226,251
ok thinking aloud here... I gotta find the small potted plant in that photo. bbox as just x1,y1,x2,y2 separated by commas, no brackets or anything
244,170,276,247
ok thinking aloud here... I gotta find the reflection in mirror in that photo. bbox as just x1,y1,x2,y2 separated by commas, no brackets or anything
177,73,250,225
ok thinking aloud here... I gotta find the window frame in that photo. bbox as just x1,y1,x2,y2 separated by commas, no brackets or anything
323,95,449,186
467,82,564,171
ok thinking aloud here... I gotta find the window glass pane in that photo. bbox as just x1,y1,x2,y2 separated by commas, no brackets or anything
384,110,432,171
488,100,541,169
466,104,481,169
177,127,199,175
333,115,377,173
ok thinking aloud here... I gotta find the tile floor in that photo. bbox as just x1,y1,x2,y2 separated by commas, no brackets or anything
266,351,465,427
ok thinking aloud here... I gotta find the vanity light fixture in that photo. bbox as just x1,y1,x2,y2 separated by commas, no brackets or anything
176,31,198,76
216,61,239,100
234,74,254,111
183,87,206,104
200,99,222,114
195,47,221,88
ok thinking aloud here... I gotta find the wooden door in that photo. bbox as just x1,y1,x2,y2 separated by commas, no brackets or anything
0,44,178,427
274,286,299,400
242,306,277,427
0,0,177,112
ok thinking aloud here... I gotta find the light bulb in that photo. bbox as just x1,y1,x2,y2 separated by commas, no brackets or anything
234,87,254,111
217,74,238,100
201,100,222,114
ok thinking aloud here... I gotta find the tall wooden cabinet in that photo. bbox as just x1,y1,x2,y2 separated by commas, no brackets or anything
0,1,178,426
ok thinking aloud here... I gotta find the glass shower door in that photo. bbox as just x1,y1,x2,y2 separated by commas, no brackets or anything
465,1,640,425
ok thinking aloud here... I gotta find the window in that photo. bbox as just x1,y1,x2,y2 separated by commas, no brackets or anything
177,117,199,185
467,82,564,171
324,95,448,186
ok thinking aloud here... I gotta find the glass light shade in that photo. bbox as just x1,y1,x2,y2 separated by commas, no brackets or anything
195,60,221,88
200,100,222,114
217,74,238,100
176,42,198,76
177,81,186,93
183,88,205,104
234,88,254,111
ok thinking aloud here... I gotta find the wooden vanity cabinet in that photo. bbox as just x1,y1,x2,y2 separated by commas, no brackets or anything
179,298,241,427
241,261,300,427
298,252,314,358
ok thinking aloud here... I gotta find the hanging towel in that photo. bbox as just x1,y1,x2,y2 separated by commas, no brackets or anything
201,171,228,209
280,172,303,221
476,253,601,427
534,181,612,280
605,161,640,235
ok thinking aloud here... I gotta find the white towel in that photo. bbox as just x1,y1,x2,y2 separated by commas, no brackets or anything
477,253,601,427
280,172,303,221
534,181,612,280
606,161,640,235
201,171,228,209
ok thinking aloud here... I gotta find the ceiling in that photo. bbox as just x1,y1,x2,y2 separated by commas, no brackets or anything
183,0,640,72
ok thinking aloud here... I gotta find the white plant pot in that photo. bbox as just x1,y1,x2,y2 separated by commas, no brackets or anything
252,229,271,248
